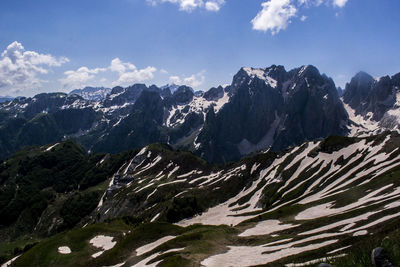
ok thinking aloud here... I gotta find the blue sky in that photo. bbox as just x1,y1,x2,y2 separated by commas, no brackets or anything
0,0,399,96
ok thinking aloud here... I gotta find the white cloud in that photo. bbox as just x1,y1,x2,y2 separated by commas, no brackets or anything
253,0,350,34
147,0,225,12
205,1,224,11
252,0,297,34
0,41,68,94
112,66,157,86
298,0,323,6
109,58,157,86
169,71,205,88
169,76,181,84
333,0,348,8
60,66,106,89
299,0,348,7
109,57,136,74
60,57,157,89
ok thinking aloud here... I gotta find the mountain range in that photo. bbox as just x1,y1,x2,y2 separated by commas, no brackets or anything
1,65,400,266
0,65,399,164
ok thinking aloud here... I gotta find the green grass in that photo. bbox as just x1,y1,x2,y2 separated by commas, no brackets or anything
318,135,357,153
11,220,241,267
331,222,400,267
14,220,130,267
0,237,38,264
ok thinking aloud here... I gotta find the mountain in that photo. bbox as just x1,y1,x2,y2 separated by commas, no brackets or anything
0,93,99,158
343,71,400,135
160,83,185,94
337,86,343,97
0,141,129,241
0,81,229,160
0,65,399,165
2,132,400,266
69,87,111,101
196,65,348,163
0,96,14,103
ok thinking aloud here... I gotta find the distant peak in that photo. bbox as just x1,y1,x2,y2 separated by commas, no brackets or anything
353,71,374,81
297,65,319,76
349,71,375,88
160,83,181,94
242,67,266,78
240,67,278,88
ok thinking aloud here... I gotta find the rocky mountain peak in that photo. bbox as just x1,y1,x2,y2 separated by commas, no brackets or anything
160,83,180,94
296,64,320,77
342,71,375,111
69,87,111,101
343,71,400,124
171,85,194,104
110,86,124,95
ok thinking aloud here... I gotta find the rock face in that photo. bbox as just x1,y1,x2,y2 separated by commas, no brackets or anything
196,65,349,163
0,93,98,158
69,87,111,101
203,86,224,101
4,65,398,163
92,90,168,153
342,71,376,115
342,71,400,132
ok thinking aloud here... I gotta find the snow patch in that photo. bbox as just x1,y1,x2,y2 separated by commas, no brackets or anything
150,213,160,222
45,143,59,151
353,230,368,236
243,67,278,88
1,255,21,267
239,220,298,237
58,246,71,254
201,239,337,267
135,236,176,256
133,248,184,267
89,235,116,258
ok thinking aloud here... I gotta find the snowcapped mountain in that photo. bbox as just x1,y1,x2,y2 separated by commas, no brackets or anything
343,71,400,136
160,83,187,94
0,64,399,164
69,86,111,101
0,96,14,103
196,65,348,162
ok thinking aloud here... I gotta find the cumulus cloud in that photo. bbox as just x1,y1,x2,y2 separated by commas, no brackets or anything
169,71,205,88
333,0,348,8
205,1,223,11
0,41,68,94
252,0,350,34
147,0,225,12
60,66,106,89
60,58,157,89
109,58,136,74
110,58,157,86
252,0,297,34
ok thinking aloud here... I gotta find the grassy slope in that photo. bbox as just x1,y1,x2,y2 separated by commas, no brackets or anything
0,141,132,263
9,216,400,267
3,133,400,266
12,221,240,267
